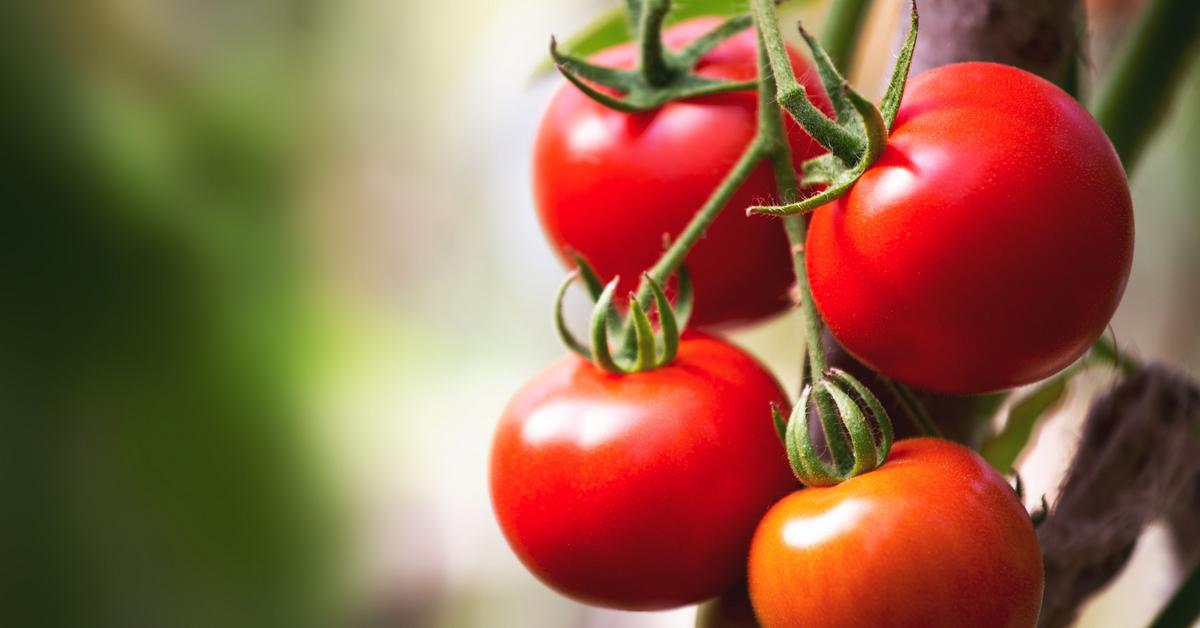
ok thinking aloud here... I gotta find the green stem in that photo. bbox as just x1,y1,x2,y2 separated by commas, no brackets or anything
749,0,863,163
1090,0,1200,170
1149,560,1200,628
880,377,945,438
617,141,763,353
820,0,874,73
643,143,766,286
1092,334,1138,375
638,0,675,86
755,17,828,382
615,4,772,342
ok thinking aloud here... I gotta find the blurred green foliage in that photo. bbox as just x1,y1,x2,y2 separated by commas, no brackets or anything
0,2,338,627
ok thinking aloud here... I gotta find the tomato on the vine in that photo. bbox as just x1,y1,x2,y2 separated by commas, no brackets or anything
489,334,795,610
748,438,1043,628
806,62,1134,394
533,18,833,328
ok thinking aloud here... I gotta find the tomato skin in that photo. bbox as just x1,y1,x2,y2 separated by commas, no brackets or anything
533,19,832,328
489,334,795,610
748,438,1043,628
806,62,1134,394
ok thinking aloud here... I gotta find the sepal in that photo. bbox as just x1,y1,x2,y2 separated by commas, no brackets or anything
782,368,894,486
549,6,758,114
553,255,694,375
748,1,918,216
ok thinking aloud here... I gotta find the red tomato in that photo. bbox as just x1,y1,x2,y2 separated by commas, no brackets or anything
533,18,832,328
806,62,1134,394
748,438,1043,628
490,334,795,610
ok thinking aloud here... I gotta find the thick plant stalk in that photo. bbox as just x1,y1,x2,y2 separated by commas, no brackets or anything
1036,366,1200,628
897,0,1079,80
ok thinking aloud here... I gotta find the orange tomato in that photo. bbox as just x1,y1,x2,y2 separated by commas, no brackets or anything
748,438,1043,628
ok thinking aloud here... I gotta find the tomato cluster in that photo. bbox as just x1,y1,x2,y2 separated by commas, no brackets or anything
494,21,823,609
491,7,1132,627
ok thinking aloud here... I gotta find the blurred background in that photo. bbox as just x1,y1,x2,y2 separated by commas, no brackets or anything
1,0,1196,627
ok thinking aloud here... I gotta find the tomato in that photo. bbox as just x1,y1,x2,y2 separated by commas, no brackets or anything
748,438,1043,628
489,334,795,610
806,62,1134,394
533,18,832,328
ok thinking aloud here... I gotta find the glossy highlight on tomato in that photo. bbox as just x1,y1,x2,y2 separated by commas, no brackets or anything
748,438,1044,628
489,334,796,610
806,62,1134,394
533,18,832,328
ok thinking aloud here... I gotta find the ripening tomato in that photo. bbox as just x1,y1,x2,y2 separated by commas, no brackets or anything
748,438,1043,628
490,334,795,610
806,62,1134,394
533,18,832,328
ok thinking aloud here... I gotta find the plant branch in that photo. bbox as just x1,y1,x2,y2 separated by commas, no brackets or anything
750,0,863,163
643,143,765,286
637,0,675,86
753,22,827,381
609,141,764,356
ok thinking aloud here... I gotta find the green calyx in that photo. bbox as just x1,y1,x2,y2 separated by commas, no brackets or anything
550,0,758,113
554,253,693,375
747,0,918,217
774,368,894,486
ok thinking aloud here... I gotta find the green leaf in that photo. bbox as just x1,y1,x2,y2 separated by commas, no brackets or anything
532,0,763,78
980,376,1070,474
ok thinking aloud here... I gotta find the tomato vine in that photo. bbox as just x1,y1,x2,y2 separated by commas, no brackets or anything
495,0,1200,624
